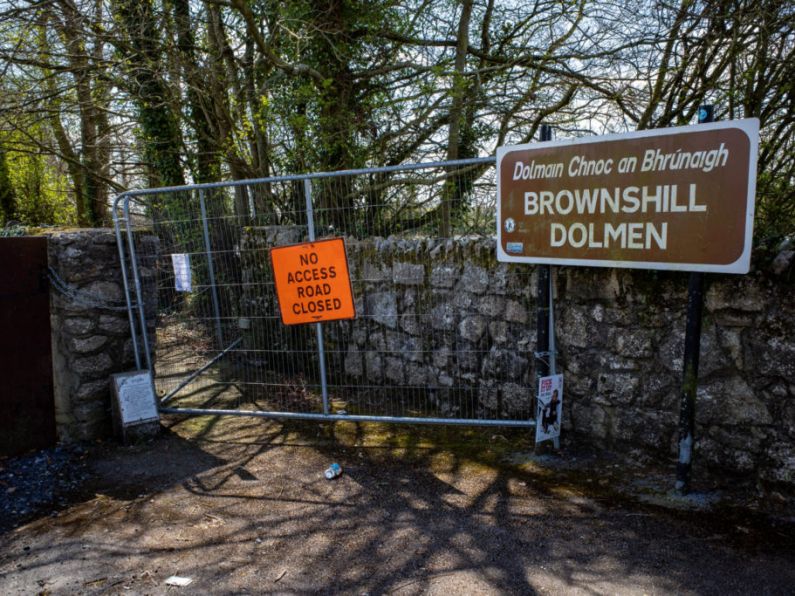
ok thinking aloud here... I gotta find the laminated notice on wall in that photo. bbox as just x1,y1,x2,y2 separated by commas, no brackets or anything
171,253,192,292
535,374,563,444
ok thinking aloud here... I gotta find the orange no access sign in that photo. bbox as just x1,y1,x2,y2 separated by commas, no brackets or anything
269,237,356,325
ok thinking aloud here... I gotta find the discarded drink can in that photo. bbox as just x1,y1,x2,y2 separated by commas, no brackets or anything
324,463,342,479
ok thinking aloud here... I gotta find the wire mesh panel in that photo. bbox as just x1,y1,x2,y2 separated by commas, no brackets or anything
114,158,537,427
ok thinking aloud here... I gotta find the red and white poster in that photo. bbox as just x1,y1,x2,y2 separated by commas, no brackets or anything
535,374,563,444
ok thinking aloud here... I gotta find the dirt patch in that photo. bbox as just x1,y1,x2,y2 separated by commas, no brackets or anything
1,416,794,595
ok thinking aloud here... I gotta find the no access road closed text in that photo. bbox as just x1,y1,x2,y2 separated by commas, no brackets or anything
270,237,356,325
497,119,759,273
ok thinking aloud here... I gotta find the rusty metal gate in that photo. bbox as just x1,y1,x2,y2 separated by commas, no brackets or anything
113,158,537,427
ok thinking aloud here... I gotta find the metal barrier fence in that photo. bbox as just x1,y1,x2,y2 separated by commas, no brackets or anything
113,157,537,427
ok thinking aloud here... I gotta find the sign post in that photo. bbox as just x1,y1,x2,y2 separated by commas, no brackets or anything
535,126,551,387
497,116,759,482
534,124,560,448
269,187,356,414
675,105,713,494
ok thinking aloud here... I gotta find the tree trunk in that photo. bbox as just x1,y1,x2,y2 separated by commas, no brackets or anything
112,0,186,187
441,0,473,237
172,0,221,183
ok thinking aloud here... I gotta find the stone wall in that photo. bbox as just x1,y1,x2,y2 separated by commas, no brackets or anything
241,228,795,492
44,226,795,492
557,265,794,491
47,230,157,441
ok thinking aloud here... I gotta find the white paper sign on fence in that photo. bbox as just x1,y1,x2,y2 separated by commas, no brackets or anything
535,374,564,444
171,253,192,292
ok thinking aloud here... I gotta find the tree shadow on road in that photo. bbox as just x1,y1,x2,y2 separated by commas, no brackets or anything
3,414,794,595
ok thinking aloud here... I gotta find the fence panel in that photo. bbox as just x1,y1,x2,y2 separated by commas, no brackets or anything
113,158,537,427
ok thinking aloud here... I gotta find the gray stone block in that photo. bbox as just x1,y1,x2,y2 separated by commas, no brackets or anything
437,372,453,387
72,400,107,424
365,352,383,381
573,402,610,440
406,363,431,387
71,353,114,379
504,300,528,324
706,281,765,312
430,303,455,331
610,328,653,358
98,315,131,335
63,317,96,336
596,372,640,405
74,379,110,403
452,291,475,310
455,344,480,371
362,261,390,282
344,347,364,377
385,357,404,383
490,264,511,295
500,382,528,415
400,314,422,336
392,262,425,285
696,377,772,426
481,349,528,379
459,315,488,343
386,332,423,362
430,264,459,288
366,292,398,328
432,347,450,369
560,307,595,349
83,280,123,303
479,380,498,409
352,326,367,346
457,263,489,294
69,335,108,354
489,321,508,344
477,296,505,318
762,442,795,484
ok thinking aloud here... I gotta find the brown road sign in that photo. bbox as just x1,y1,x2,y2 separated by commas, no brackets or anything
497,119,759,273
270,237,356,325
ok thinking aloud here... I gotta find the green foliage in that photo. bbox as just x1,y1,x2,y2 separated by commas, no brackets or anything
0,0,791,244
0,131,75,227
755,170,795,247
112,0,186,187
0,144,16,226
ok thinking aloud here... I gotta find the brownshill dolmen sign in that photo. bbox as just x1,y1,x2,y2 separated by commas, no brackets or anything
497,120,759,273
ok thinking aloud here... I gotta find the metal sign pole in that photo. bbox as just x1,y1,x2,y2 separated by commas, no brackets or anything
542,123,557,379
675,104,714,494
303,178,330,415
541,125,561,449
535,124,553,379
535,124,555,446
548,259,559,450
